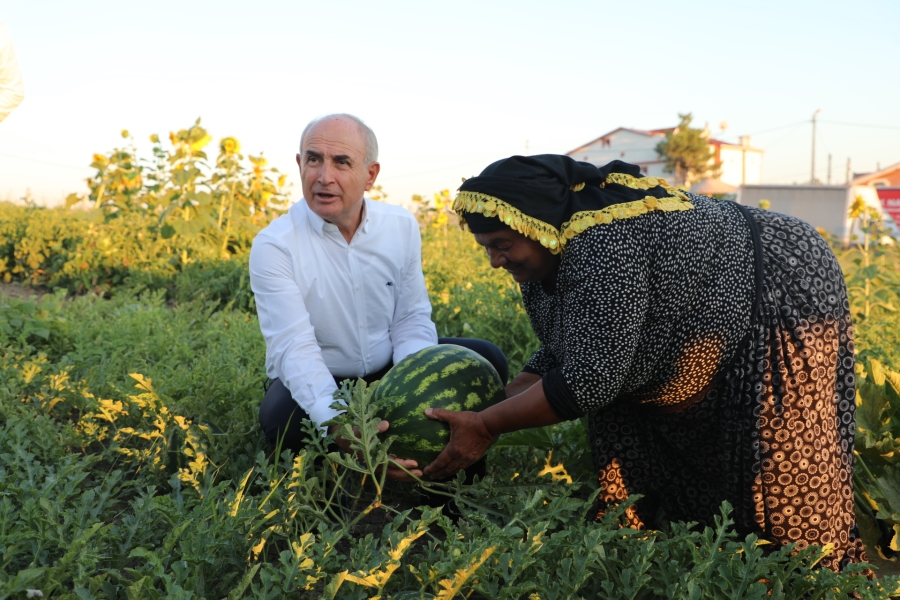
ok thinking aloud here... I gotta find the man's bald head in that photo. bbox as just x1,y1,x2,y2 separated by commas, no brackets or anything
300,114,378,165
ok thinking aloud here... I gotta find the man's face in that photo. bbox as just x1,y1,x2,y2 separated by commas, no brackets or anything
297,117,380,225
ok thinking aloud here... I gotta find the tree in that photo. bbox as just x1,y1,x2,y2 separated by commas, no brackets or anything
655,113,721,187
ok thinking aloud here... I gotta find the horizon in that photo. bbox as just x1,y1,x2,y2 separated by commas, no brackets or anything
2,0,898,207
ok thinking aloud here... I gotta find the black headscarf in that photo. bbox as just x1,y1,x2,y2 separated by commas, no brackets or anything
453,155,692,253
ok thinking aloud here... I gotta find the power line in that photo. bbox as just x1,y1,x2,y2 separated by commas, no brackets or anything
758,122,810,148
0,152,92,171
719,117,900,145
715,120,808,146
819,120,900,131
744,120,810,136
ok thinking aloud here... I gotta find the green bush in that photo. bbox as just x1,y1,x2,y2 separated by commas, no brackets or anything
4,165,900,594
1,298,895,596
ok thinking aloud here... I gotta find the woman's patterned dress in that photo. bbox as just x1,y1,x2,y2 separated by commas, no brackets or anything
521,194,865,570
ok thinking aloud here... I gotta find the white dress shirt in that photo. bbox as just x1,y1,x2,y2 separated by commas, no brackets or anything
249,198,437,427
0,22,24,122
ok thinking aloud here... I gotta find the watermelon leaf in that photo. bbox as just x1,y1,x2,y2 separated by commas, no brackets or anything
493,426,556,449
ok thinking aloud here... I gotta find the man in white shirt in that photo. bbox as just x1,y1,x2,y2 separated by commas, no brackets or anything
250,114,507,480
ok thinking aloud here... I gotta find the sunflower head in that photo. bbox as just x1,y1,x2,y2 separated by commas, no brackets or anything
190,134,212,152
220,137,241,155
849,195,867,219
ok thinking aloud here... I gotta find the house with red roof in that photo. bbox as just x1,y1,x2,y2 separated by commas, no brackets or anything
566,127,763,187
852,162,900,226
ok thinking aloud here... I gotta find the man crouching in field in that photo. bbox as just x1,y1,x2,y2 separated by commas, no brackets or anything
248,113,507,481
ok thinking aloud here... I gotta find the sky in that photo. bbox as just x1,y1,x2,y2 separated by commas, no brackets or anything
1,0,898,207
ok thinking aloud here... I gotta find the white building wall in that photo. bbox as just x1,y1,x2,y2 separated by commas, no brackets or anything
570,129,764,187
744,152,763,185
718,147,743,187
571,130,666,172
736,184,891,243
718,147,764,187
644,162,670,180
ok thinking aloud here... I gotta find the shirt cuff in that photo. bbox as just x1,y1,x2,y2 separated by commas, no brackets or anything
542,368,586,421
392,339,435,364
306,396,345,432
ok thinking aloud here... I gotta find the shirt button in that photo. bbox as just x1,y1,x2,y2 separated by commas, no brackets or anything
355,285,360,290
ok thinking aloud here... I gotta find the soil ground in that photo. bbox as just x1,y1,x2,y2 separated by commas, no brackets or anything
0,281,45,300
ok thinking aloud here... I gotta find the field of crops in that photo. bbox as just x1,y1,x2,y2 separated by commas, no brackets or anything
3,129,900,597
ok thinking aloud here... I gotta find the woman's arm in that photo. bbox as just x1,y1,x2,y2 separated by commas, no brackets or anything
505,371,542,397
422,378,564,480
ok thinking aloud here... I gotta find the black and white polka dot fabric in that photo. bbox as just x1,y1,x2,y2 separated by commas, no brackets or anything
520,194,865,570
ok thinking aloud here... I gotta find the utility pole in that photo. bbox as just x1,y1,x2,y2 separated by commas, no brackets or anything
846,158,851,184
827,154,832,185
811,109,821,184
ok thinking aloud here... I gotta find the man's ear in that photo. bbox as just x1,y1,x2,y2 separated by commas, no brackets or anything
296,153,303,169
364,161,381,191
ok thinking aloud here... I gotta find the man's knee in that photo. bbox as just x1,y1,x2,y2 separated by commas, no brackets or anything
259,379,315,453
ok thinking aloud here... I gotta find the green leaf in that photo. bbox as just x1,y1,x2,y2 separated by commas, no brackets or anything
172,219,206,236
870,475,900,523
126,577,152,600
225,564,261,600
856,381,888,436
493,426,555,449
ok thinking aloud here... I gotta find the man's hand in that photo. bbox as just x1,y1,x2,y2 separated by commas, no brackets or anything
422,408,496,480
328,421,423,482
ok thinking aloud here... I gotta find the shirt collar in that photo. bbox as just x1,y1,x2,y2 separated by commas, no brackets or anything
359,200,370,235
303,197,370,238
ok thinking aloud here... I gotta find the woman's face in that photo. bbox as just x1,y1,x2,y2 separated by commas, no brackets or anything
473,229,561,284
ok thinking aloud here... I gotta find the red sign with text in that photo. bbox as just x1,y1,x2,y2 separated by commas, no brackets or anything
878,188,900,226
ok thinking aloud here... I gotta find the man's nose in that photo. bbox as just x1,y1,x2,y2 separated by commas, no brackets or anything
317,160,335,183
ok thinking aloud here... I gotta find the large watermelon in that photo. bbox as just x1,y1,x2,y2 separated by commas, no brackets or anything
373,344,506,467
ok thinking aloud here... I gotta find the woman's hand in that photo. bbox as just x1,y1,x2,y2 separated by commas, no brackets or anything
328,421,424,482
422,377,565,481
422,408,496,480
